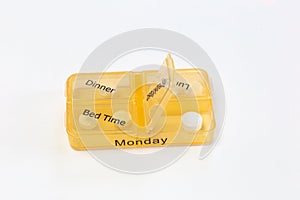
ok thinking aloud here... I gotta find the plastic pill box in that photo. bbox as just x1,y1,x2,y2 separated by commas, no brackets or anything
65,55,216,150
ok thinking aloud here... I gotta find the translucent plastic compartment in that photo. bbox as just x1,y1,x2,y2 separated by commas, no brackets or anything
66,72,133,101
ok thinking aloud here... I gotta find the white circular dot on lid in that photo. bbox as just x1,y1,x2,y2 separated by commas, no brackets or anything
79,114,98,129
182,112,203,131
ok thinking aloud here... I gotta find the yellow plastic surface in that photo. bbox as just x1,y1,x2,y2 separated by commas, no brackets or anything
65,55,216,150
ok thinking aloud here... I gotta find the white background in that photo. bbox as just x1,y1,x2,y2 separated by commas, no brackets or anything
0,0,299,199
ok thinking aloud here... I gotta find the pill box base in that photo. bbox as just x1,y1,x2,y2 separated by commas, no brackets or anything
66,131,214,150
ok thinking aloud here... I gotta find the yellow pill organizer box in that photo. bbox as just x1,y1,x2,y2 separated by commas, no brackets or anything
65,55,216,150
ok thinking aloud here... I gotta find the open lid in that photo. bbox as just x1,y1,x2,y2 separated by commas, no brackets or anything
146,54,176,134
